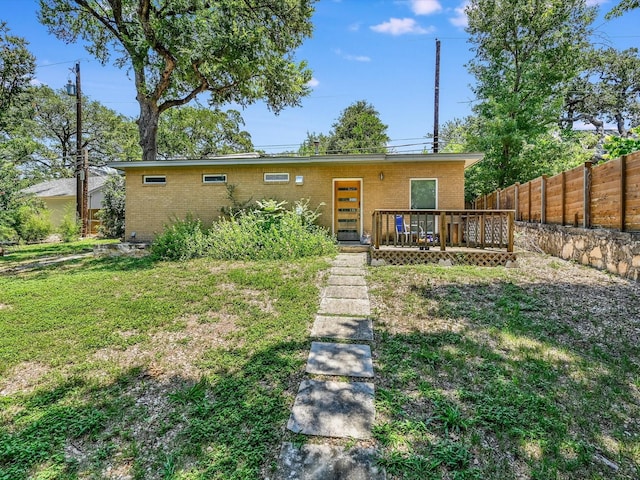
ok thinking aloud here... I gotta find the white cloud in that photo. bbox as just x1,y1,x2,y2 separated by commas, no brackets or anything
370,18,435,36
586,0,608,5
307,77,320,88
348,22,361,32
30,79,45,86
449,2,469,28
410,0,442,15
334,48,371,62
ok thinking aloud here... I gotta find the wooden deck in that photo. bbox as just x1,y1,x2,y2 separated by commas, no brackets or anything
369,209,516,266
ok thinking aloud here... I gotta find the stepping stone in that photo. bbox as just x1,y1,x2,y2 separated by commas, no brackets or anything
287,380,374,439
306,342,373,378
310,315,373,341
276,442,386,480
327,275,366,286
323,285,369,300
333,254,367,268
319,298,371,316
330,266,366,276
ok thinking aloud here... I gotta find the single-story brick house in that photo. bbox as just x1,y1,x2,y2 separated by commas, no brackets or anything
108,152,482,243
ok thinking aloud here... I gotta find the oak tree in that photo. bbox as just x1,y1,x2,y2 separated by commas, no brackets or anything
39,0,316,161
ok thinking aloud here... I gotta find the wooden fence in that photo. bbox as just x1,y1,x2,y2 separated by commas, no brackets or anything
472,151,640,231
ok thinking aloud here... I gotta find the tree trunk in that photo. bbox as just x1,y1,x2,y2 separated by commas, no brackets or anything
615,113,628,137
137,98,160,162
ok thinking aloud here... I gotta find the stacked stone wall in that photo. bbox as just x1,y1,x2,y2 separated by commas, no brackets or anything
515,222,640,281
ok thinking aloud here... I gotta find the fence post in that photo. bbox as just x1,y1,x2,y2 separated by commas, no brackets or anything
540,175,547,224
561,171,566,226
583,161,592,228
497,189,501,209
514,183,520,221
528,181,532,222
620,156,627,232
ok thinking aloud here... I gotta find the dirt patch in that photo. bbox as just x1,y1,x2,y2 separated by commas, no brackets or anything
93,314,239,380
0,361,51,397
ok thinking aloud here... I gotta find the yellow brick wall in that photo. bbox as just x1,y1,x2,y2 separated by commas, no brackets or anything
124,161,465,242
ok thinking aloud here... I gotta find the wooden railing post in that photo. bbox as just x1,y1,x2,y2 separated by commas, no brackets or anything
507,211,514,252
620,156,627,232
584,161,592,228
373,212,379,249
439,212,447,251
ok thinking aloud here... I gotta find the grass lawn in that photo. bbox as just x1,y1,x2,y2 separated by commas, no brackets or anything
0,239,119,267
368,253,640,479
1,249,639,479
0,253,328,479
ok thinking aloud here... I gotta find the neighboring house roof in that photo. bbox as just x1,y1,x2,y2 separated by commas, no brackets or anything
23,176,107,198
108,152,484,170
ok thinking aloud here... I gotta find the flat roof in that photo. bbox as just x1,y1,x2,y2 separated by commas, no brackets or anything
108,152,484,170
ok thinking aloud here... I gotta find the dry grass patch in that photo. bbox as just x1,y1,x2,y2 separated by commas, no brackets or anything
368,251,640,479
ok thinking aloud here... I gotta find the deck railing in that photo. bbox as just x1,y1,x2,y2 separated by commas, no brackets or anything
371,209,515,252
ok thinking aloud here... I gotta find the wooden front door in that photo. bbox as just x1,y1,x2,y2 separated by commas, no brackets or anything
334,180,361,241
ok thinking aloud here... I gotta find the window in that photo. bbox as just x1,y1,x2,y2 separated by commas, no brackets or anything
143,175,166,185
203,174,227,184
264,173,289,183
410,179,437,209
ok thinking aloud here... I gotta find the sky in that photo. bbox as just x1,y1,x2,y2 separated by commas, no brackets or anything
1,0,638,155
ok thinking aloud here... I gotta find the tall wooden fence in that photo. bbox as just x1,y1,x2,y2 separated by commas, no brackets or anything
472,151,640,231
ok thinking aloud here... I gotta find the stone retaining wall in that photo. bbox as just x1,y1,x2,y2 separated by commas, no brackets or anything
515,222,640,281
93,242,150,257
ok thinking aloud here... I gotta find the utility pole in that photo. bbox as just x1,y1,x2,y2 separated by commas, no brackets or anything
67,62,87,236
433,38,441,154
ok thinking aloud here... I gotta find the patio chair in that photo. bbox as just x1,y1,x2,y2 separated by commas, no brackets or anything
395,215,411,244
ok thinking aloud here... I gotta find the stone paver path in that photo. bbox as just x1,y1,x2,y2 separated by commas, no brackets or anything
276,253,386,479
310,315,373,341
306,342,373,377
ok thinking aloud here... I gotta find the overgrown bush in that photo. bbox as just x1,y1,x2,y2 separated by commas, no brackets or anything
151,199,337,261
97,174,125,238
150,215,211,260
58,205,81,242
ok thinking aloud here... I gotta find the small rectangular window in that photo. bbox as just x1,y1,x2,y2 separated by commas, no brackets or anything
264,173,289,183
143,175,166,185
203,174,227,184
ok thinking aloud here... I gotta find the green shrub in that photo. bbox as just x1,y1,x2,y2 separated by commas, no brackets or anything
207,205,336,261
14,205,52,242
97,174,125,238
151,200,337,262
59,205,81,242
0,223,17,243
150,215,211,261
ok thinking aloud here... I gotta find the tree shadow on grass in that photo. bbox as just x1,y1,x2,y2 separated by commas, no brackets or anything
373,278,640,479
0,340,309,480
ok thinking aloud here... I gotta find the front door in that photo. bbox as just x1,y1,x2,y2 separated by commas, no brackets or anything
334,180,361,241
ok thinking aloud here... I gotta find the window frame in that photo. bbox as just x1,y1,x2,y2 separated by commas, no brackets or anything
143,175,167,185
202,174,227,184
409,178,438,209
264,172,290,183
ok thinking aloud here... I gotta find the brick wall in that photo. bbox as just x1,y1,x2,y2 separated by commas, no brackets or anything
124,161,466,242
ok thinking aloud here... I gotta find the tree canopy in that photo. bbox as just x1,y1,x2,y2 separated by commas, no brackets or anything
156,106,253,159
465,0,595,189
38,0,316,161
0,22,35,133
562,48,640,138
297,101,390,155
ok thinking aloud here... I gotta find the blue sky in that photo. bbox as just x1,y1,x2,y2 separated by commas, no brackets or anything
1,0,638,154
